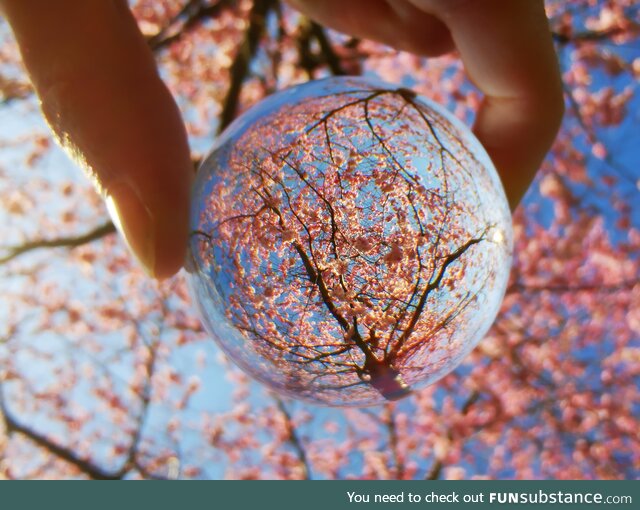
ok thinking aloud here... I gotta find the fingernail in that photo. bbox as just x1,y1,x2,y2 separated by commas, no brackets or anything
105,182,156,277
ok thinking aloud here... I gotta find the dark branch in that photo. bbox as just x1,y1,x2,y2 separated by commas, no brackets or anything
426,459,443,480
147,0,233,52
508,280,638,294
309,22,346,76
552,24,640,45
218,0,274,134
0,221,116,266
424,389,481,480
0,75,32,105
295,18,346,77
0,383,121,480
273,396,312,480
117,321,162,479
383,405,404,479
391,234,484,354
292,242,350,331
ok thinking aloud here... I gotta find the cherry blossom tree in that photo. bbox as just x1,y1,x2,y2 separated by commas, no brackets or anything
1,0,639,479
190,77,511,405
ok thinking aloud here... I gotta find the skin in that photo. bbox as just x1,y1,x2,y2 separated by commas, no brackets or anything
1,0,564,279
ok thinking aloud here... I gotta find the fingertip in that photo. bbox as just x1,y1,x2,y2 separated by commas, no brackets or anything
104,175,191,280
151,196,191,280
105,182,156,277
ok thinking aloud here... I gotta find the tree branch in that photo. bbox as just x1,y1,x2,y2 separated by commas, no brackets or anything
0,75,32,105
292,242,350,331
273,396,312,480
552,23,640,45
508,280,638,294
309,22,346,76
390,234,484,355
0,382,121,480
382,404,404,479
117,320,162,479
0,315,166,480
147,0,233,52
425,459,443,480
218,0,274,134
0,221,116,266
424,389,481,480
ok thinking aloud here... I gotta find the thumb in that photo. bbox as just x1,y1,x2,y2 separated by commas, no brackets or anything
2,0,193,279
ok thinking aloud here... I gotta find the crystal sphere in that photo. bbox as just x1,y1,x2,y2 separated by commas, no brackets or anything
187,76,512,406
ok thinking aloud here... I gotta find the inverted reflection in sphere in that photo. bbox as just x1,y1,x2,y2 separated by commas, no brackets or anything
188,77,512,406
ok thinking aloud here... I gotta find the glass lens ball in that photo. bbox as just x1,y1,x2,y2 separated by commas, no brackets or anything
187,76,513,406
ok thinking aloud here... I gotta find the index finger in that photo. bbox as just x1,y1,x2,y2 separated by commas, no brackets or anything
420,0,564,208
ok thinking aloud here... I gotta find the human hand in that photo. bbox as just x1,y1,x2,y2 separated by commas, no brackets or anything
2,1,564,281
1,0,193,279
288,0,565,210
